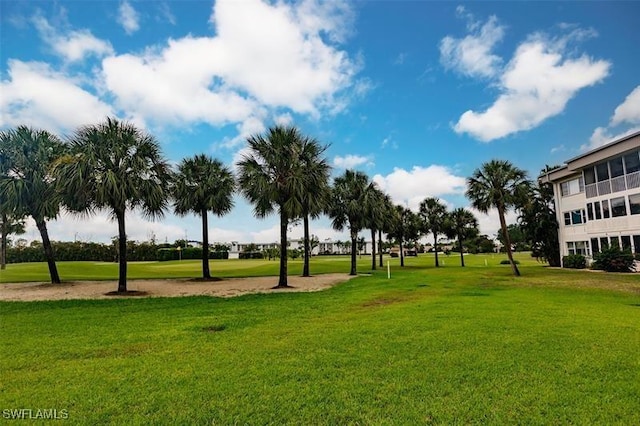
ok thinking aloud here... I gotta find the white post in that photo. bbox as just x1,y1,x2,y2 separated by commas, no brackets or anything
387,261,390,279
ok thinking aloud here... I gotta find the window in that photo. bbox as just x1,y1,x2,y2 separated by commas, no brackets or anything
610,236,620,248
621,236,632,251
600,237,609,249
611,197,627,217
602,200,610,218
594,201,602,219
634,235,640,254
572,210,585,224
587,203,594,221
567,241,587,256
629,193,640,215
584,167,596,185
560,177,584,197
564,210,586,225
591,238,600,254
596,162,609,182
624,151,640,173
610,156,624,178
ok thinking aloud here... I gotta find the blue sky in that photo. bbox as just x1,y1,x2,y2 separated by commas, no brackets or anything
1,0,639,245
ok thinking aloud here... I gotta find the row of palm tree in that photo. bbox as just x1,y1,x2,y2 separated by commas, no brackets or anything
1,118,531,294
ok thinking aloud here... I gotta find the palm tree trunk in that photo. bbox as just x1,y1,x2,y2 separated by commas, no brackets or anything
302,214,310,277
370,228,376,270
1,214,7,270
399,240,405,267
433,231,439,267
378,229,383,267
349,231,357,276
116,210,128,292
277,210,289,287
458,235,465,267
498,205,520,276
201,209,210,279
35,218,60,284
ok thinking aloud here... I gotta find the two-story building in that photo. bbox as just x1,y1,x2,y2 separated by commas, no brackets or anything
541,131,640,263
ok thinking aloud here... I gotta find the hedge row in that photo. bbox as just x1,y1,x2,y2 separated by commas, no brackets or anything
157,248,229,261
5,241,229,263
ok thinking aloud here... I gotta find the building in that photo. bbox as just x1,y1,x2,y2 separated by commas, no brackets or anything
228,239,373,259
541,131,640,263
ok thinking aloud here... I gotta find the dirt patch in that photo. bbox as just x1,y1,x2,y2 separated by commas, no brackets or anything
0,274,354,302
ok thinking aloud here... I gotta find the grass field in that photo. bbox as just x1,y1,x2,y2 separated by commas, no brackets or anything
2,254,639,424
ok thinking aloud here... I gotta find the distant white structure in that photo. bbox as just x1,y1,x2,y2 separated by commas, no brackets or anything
227,239,373,259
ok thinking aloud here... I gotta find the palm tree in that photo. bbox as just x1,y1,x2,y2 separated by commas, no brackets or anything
237,125,307,288
387,205,420,267
419,197,448,267
363,186,387,270
444,208,479,267
378,194,394,268
55,117,172,292
297,136,331,277
172,155,234,279
466,159,529,276
328,169,372,275
0,127,65,283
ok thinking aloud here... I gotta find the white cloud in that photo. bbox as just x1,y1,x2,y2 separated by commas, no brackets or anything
611,86,640,126
583,85,640,151
333,154,373,169
454,33,610,141
372,165,466,211
32,14,114,63
118,1,140,35
0,60,113,132
468,207,519,239
158,2,176,26
100,0,359,130
440,15,504,79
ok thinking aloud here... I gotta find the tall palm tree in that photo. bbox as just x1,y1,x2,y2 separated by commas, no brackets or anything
55,117,172,292
297,136,331,277
466,159,529,276
173,155,234,279
328,169,372,275
237,125,307,288
444,208,479,267
0,127,65,283
363,186,386,270
378,194,394,268
419,197,448,267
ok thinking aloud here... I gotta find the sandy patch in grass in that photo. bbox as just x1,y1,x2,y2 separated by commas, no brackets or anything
0,274,355,302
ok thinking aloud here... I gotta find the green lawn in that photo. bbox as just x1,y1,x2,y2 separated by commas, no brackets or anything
2,254,639,424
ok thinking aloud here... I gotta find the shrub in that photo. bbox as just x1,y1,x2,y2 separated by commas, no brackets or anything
562,254,586,269
239,252,264,260
209,251,229,260
592,247,635,272
499,259,520,265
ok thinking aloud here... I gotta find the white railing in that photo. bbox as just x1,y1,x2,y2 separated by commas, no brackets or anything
626,171,640,189
597,180,611,195
611,175,627,192
585,183,598,198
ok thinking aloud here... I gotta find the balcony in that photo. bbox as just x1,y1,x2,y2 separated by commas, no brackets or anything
585,172,639,199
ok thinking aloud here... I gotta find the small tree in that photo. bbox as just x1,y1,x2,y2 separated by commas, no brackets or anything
173,154,234,279
419,197,448,267
444,208,479,267
467,160,529,276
